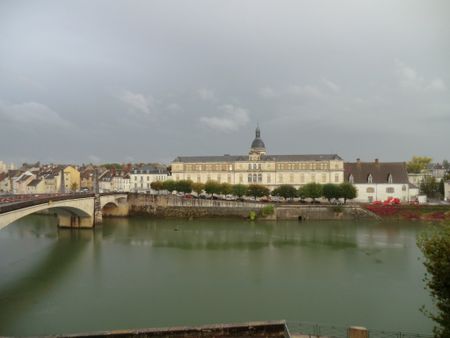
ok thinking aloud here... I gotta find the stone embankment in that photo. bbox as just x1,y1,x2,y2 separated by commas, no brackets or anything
125,194,379,221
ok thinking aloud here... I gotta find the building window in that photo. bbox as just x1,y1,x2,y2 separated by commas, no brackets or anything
321,174,326,183
227,175,231,183
253,174,257,183
386,187,394,193
349,174,354,184
289,174,294,183
239,174,243,183
387,174,393,184
258,174,262,183
311,174,316,182
248,174,252,183
267,175,271,184
402,184,406,191
248,164,252,170
335,174,339,183
278,175,283,183
367,174,373,184
367,187,375,193
300,174,305,183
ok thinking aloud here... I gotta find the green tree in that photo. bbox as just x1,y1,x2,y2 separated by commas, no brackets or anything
407,156,432,174
420,176,439,198
303,183,323,202
232,184,248,198
417,225,450,338
247,184,270,199
150,181,163,193
271,184,297,200
191,182,205,195
339,182,357,204
322,183,340,202
220,183,233,195
297,186,307,200
174,180,193,194
162,180,176,192
204,180,222,196
443,160,450,170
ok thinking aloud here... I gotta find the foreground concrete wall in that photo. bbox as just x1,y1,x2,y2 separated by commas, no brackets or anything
43,321,287,338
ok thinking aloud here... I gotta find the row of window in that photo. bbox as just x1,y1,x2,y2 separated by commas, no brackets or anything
364,186,407,193
176,173,340,184
182,162,340,172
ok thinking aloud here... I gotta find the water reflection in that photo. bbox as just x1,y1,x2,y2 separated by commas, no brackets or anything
0,215,433,335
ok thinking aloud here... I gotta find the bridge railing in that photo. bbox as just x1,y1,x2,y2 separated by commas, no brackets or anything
285,321,433,338
0,193,95,214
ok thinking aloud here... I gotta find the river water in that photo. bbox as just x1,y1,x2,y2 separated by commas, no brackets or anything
0,215,434,336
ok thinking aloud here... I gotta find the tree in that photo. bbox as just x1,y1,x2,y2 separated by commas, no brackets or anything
162,180,176,192
339,182,357,204
420,176,439,198
302,183,323,202
191,182,205,195
232,184,248,198
247,184,270,198
417,224,450,338
220,183,233,195
442,160,449,170
322,183,340,202
407,156,432,174
204,181,221,196
297,186,307,200
70,182,78,192
150,181,163,194
271,184,297,200
175,180,193,194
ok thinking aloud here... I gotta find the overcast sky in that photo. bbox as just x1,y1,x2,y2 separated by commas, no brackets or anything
0,0,449,165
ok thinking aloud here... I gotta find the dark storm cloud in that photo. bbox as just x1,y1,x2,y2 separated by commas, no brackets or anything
0,0,449,165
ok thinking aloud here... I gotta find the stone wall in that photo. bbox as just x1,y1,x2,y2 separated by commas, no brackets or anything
127,194,379,221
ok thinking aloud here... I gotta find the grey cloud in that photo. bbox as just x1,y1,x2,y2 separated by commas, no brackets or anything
200,105,250,133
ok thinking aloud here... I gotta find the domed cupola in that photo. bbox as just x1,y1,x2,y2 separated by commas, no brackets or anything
249,125,266,158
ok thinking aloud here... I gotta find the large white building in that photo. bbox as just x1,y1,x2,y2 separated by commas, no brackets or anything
171,126,344,190
130,165,168,192
345,159,417,203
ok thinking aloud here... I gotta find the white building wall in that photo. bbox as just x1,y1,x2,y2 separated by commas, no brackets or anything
445,181,450,201
354,183,410,203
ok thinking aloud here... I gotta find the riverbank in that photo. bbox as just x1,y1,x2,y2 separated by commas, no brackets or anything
124,194,379,221
364,204,450,221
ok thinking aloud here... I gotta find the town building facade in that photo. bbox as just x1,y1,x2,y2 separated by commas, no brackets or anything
130,165,168,192
171,126,344,190
345,159,417,203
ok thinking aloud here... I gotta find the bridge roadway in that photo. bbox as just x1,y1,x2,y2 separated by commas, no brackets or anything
0,193,128,230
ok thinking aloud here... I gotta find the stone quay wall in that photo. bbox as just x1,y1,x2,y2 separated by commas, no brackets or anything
126,194,379,221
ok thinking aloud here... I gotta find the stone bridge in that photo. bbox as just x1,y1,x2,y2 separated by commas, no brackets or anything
0,193,128,230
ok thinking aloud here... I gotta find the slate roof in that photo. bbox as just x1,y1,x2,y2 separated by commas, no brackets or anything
344,161,409,184
131,165,167,174
173,154,342,163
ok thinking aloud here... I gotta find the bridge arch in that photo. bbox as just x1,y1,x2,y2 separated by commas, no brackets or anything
0,198,95,230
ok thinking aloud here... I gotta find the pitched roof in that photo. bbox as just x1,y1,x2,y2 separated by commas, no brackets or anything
344,161,409,184
27,179,42,187
173,154,342,163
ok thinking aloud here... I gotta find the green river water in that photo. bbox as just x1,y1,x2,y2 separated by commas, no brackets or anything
0,215,434,336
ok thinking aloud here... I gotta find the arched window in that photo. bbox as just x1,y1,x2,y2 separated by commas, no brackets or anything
387,174,393,184
367,174,373,184
253,174,257,183
348,174,354,184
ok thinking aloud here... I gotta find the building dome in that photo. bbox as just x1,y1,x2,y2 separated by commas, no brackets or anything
249,125,266,155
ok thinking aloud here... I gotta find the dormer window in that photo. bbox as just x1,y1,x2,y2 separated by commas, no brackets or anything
387,174,393,184
348,174,354,184
367,174,373,184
